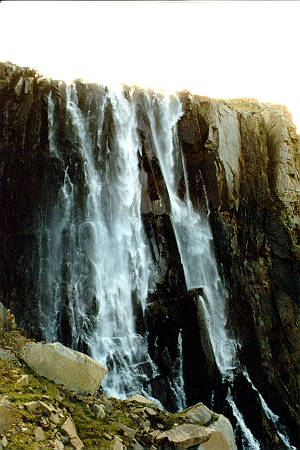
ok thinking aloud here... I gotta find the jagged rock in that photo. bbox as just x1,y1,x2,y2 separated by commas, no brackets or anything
125,394,157,406
0,398,14,433
113,421,136,439
143,407,157,416
0,62,299,447
24,400,53,415
61,417,78,439
155,423,212,448
144,429,161,443
0,348,16,361
34,426,45,441
20,341,108,395
24,401,40,413
198,429,231,450
91,403,105,419
97,394,113,410
208,414,236,450
179,402,214,425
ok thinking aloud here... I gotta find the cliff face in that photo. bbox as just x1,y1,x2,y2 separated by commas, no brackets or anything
0,62,299,448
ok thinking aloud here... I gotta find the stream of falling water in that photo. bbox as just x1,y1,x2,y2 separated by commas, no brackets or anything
143,92,295,449
144,92,236,375
38,84,294,448
39,85,161,402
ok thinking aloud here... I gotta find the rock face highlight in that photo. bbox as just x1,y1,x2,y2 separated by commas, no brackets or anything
20,342,107,395
0,62,299,448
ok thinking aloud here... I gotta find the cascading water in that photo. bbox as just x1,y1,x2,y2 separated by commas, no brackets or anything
35,82,296,448
144,92,236,375
38,84,160,401
143,91,290,448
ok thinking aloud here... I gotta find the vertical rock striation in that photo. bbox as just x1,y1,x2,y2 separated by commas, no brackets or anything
0,62,299,448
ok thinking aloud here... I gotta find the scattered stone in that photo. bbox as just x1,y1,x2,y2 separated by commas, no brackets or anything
125,394,157,406
144,407,157,416
99,394,113,411
142,419,151,432
20,341,108,395
103,432,113,440
179,402,214,425
24,400,48,414
50,412,61,425
70,436,84,449
155,424,212,448
54,438,64,449
144,429,161,443
113,421,136,439
91,403,105,419
1,436,8,448
56,431,69,444
0,348,16,361
0,398,14,433
34,426,45,442
61,417,78,440
38,401,53,415
157,423,164,429
16,374,29,385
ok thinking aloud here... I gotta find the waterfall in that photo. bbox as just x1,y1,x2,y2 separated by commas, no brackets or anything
39,84,161,401
144,92,236,376
35,83,295,448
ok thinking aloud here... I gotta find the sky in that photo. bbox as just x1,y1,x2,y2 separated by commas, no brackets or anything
0,0,300,129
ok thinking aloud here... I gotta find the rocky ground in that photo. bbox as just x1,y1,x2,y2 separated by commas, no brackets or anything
0,304,235,450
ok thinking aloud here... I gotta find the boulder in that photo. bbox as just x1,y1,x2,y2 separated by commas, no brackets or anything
198,429,231,450
34,426,45,442
155,424,212,448
209,414,236,450
179,402,214,425
20,341,107,395
0,398,14,434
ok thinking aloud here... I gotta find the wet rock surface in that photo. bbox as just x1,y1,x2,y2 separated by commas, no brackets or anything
0,62,299,448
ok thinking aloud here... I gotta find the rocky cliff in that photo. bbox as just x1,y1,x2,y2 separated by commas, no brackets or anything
0,62,299,448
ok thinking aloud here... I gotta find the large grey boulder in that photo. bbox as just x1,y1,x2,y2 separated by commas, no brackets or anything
20,341,107,395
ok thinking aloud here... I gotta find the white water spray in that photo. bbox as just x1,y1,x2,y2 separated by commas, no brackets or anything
145,92,236,376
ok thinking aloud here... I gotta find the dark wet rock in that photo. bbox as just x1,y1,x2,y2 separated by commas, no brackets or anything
0,62,299,448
